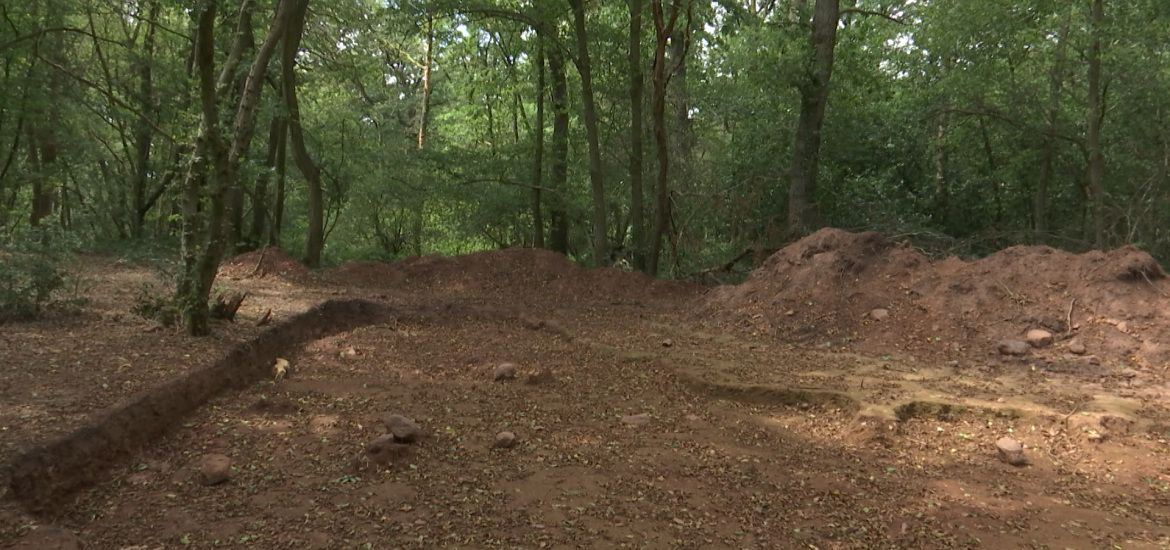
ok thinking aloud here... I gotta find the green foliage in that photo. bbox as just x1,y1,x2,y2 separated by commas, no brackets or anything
0,228,79,322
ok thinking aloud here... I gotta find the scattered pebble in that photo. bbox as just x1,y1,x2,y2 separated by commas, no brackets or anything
382,414,423,443
1025,329,1054,348
366,434,412,465
523,368,554,386
869,308,890,321
199,453,233,485
995,437,1027,466
997,340,1029,356
621,413,652,428
493,363,518,381
1067,340,1087,355
493,431,518,449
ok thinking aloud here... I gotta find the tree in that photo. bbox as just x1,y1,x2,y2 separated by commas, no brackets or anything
786,0,838,237
568,0,608,265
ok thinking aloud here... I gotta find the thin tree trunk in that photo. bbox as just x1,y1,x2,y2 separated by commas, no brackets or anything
179,0,292,335
531,40,546,249
1035,10,1071,241
269,116,288,246
250,115,284,245
130,0,160,238
786,0,838,237
280,0,324,267
1086,0,1106,247
568,0,608,265
933,113,949,230
648,0,682,276
627,0,646,270
417,14,434,150
546,29,570,254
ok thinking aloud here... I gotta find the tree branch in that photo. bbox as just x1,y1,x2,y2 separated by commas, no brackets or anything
839,8,904,25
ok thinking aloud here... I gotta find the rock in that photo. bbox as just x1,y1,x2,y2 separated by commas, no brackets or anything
125,471,155,486
995,437,1027,466
493,431,518,449
339,346,358,359
493,363,518,381
366,434,412,465
309,414,341,434
869,308,890,321
382,414,422,443
1025,329,1054,348
997,340,1030,356
523,368,554,386
661,338,674,348
1067,340,1087,355
199,453,233,485
621,413,652,428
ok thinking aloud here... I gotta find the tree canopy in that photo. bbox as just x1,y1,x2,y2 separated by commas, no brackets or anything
2,0,1169,333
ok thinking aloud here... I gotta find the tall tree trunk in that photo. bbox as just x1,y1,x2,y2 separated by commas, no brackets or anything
1086,0,1106,247
568,0,608,265
417,14,434,150
269,116,288,246
130,0,160,238
933,113,949,230
647,0,681,276
531,40,546,249
178,0,292,336
1035,10,1071,241
627,0,646,270
27,122,58,227
281,0,324,267
786,0,838,237
546,30,570,254
250,115,285,245
225,4,256,252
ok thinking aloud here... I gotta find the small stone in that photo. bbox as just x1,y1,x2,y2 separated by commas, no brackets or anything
1087,355,1101,366
621,413,652,428
1067,340,1087,355
523,368,554,385
784,310,796,317
995,437,1027,466
199,453,233,485
126,471,155,486
997,340,1029,356
382,414,422,443
494,431,518,449
309,414,341,434
661,338,674,348
339,346,358,359
685,414,702,422
869,308,890,321
493,363,518,381
366,434,411,465
1025,329,1054,348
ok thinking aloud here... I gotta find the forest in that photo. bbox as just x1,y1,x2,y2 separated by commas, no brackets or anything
1,0,1169,332
5,2,1170,547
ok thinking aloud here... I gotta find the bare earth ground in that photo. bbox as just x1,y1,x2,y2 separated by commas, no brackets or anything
2,243,1169,549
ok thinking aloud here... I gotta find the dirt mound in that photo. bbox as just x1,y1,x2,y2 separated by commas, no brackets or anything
703,228,1170,368
219,247,311,280
327,248,692,304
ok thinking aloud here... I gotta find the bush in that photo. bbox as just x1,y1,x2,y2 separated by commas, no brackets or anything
0,227,76,322
130,283,180,327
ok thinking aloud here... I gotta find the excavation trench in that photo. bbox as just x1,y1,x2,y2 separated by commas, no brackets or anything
5,299,546,512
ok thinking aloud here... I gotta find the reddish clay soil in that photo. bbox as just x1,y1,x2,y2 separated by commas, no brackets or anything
3,239,1169,549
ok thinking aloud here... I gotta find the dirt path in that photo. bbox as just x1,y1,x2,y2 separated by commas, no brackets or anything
3,251,1170,548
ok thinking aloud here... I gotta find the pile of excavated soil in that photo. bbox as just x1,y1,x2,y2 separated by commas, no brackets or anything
327,248,693,304
703,228,1170,368
219,247,311,281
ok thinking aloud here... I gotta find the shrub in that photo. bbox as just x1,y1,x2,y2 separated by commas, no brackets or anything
0,227,76,322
